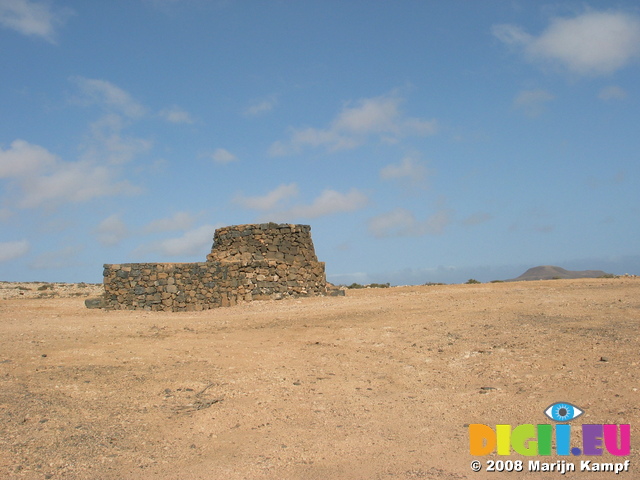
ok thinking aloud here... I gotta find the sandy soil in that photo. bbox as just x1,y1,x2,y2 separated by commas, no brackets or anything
0,278,638,479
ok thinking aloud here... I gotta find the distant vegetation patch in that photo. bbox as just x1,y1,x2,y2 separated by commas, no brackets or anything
346,282,391,289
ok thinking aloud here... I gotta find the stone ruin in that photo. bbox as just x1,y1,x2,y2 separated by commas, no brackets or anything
97,223,342,312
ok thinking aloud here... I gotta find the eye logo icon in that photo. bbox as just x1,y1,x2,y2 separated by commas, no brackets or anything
544,402,584,422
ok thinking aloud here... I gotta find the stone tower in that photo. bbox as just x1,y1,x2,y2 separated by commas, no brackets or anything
101,223,339,312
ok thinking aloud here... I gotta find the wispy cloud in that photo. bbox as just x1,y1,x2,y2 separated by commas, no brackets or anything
380,155,429,189
234,183,299,211
493,11,640,76
270,92,437,155
244,95,278,116
281,188,368,220
235,184,368,221
136,224,218,257
207,148,238,165
513,89,554,117
30,245,80,269
0,138,56,177
95,214,129,246
143,0,193,12
84,113,152,165
367,207,452,238
159,106,195,124
586,170,626,189
0,239,29,263
0,139,141,209
70,78,153,165
534,224,555,234
463,212,493,226
512,206,556,234
71,76,146,118
143,211,196,233
0,0,73,43
598,85,628,101
20,161,141,208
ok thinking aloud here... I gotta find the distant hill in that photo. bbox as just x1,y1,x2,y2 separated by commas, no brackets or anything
506,265,611,282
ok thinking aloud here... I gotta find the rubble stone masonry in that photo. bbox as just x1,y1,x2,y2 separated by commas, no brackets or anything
102,223,339,312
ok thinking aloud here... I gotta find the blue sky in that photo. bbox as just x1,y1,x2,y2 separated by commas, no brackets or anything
1,0,639,285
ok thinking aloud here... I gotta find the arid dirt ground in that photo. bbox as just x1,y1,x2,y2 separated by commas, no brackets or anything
1,278,638,479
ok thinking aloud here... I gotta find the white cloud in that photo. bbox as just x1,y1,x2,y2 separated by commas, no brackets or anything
209,148,238,165
244,95,278,116
8,85,151,208
402,117,440,136
71,76,146,118
140,224,218,257
277,188,368,220
334,95,401,134
0,0,72,43
84,114,152,164
237,186,368,221
513,89,554,117
493,11,640,76
235,183,299,211
598,85,628,101
0,239,29,262
270,92,437,155
95,214,129,246
269,128,357,156
368,208,418,238
0,139,57,177
19,161,140,208
159,106,195,124
491,23,533,46
0,139,141,208
70,78,152,165
143,211,196,233
380,155,429,188
367,207,451,238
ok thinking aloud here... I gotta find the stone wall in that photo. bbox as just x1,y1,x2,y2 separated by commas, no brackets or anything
207,223,318,264
102,223,338,312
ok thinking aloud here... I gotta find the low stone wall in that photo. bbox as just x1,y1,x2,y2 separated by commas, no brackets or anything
103,262,222,311
101,223,338,312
